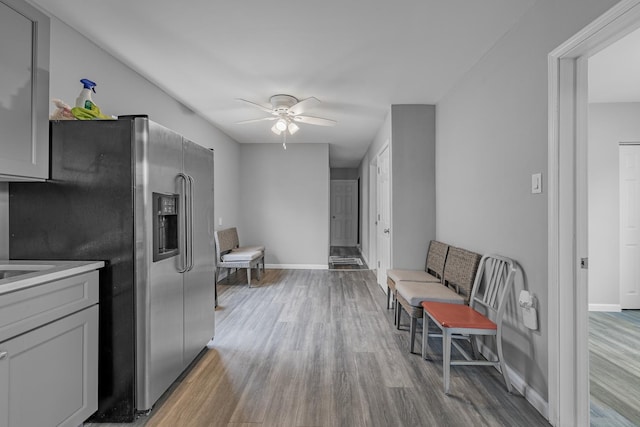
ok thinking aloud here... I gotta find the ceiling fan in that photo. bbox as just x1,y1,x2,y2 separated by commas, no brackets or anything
236,94,337,137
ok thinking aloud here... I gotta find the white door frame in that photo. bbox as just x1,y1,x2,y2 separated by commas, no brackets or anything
548,1,640,425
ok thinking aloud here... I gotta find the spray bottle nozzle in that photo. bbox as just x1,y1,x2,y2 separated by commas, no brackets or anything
80,78,97,93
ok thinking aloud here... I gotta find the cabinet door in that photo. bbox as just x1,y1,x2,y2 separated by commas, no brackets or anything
0,306,98,427
0,0,50,181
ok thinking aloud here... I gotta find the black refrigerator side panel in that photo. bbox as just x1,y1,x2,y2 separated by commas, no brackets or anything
9,120,137,422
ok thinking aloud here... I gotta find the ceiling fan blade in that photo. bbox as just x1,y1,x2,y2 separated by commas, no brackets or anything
236,98,274,114
293,115,337,127
236,117,277,124
288,97,320,115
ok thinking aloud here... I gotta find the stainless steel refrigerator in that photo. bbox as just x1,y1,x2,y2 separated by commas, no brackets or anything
9,116,215,422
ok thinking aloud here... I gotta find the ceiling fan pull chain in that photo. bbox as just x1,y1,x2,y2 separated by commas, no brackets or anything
282,131,287,150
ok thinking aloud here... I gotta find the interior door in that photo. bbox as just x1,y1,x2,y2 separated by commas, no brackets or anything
376,145,391,292
619,144,640,309
182,139,215,364
330,180,358,246
369,163,377,271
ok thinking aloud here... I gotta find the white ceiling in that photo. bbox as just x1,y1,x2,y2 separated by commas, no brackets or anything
31,0,536,167
589,26,640,103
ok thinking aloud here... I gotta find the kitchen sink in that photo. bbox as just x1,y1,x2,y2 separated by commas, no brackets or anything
0,270,34,279
0,264,56,280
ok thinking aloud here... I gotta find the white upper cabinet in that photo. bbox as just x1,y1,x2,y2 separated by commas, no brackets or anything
0,0,49,181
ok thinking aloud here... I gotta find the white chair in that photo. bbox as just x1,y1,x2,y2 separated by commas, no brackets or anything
421,254,516,394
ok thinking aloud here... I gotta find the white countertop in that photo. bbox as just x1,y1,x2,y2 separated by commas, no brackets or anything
0,260,105,295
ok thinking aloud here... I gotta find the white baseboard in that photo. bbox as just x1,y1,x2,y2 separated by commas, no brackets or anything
588,303,622,312
215,264,328,282
359,249,369,268
266,263,328,270
476,341,549,420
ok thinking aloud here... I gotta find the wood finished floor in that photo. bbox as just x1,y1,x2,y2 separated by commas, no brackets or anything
590,310,640,427
88,269,549,427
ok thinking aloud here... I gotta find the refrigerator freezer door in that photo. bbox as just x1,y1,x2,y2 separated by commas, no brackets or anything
135,119,185,411
182,139,215,364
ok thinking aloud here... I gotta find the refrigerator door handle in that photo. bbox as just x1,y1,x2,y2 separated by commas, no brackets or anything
177,173,189,273
187,174,195,271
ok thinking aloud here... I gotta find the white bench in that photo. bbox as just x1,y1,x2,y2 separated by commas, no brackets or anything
214,228,265,303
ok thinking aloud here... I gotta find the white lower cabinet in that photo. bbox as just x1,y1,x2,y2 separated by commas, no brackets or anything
0,305,98,427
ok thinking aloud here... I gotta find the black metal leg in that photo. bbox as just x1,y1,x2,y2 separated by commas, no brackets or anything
214,268,218,307
410,317,417,353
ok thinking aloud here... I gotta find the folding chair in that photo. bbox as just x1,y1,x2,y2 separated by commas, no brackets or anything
421,254,516,394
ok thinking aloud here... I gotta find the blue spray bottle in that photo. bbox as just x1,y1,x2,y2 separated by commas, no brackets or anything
75,78,97,109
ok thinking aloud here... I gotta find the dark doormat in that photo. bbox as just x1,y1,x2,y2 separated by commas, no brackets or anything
329,256,368,270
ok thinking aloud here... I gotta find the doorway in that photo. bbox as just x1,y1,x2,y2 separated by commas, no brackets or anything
588,115,640,424
329,179,367,270
586,20,640,427
549,1,640,424
587,23,640,423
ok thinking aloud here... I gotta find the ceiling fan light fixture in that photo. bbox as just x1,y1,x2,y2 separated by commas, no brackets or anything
275,118,288,132
288,122,300,135
271,123,282,135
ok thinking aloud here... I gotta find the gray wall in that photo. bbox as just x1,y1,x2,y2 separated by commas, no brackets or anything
435,0,619,403
0,16,241,258
588,102,640,308
239,143,330,267
330,168,359,180
358,106,436,272
391,105,436,270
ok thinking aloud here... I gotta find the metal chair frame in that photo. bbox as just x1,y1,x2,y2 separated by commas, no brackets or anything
421,253,516,394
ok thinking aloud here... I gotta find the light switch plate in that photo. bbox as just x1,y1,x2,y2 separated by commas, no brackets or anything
531,173,542,194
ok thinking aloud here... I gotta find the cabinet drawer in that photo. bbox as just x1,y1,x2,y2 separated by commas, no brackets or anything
0,305,98,427
0,271,98,343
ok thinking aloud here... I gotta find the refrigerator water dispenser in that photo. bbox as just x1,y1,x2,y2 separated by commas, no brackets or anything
153,192,179,261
